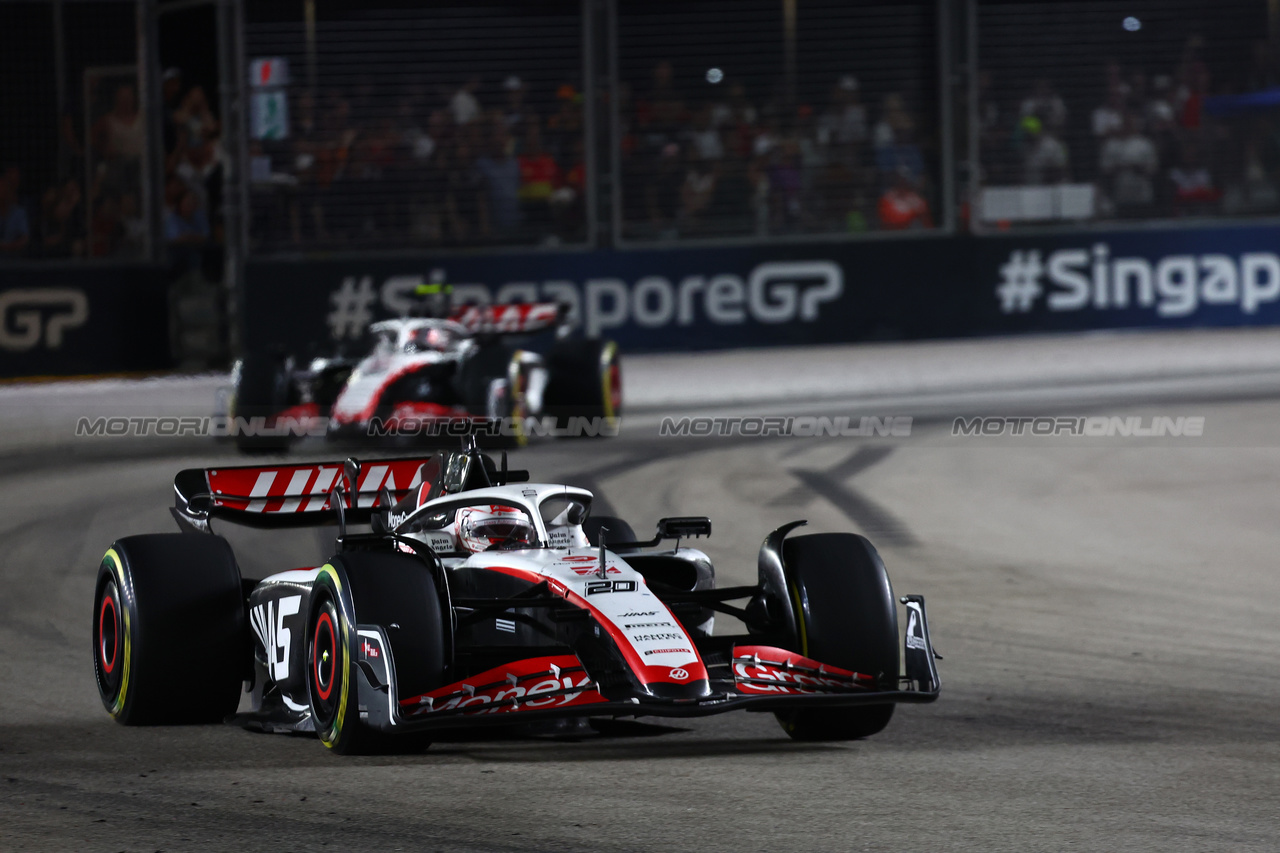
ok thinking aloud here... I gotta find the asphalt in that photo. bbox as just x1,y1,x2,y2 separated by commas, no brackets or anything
3,334,1280,852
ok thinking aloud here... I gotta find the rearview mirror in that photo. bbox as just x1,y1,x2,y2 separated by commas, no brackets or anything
656,516,711,540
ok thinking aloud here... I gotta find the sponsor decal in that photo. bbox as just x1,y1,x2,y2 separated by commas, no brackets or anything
905,609,927,651
996,245,1280,318
402,654,605,715
325,261,844,341
644,648,692,656
630,633,684,642
0,288,89,352
361,639,380,658
624,621,675,629
731,645,872,695
568,563,620,576
669,668,690,681
250,595,302,681
619,610,658,618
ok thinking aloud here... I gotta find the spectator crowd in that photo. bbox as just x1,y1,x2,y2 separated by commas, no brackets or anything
1,67,223,263
979,34,1280,221
247,62,938,251
249,74,591,250
618,61,934,239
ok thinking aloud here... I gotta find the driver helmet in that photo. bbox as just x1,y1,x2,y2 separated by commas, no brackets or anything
410,325,457,352
456,505,537,553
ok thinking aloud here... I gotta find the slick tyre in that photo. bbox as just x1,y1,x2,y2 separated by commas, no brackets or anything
542,339,621,436
775,533,899,741
93,534,247,725
308,554,446,755
233,353,297,454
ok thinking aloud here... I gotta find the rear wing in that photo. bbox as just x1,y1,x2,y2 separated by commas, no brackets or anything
448,302,565,336
172,457,433,532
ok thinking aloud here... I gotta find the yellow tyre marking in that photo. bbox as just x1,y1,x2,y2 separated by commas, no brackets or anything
103,549,132,719
600,341,619,423
316,564,349,749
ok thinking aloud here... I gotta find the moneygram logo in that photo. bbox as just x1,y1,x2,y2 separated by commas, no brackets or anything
996,246,1280,317
326,261,843,339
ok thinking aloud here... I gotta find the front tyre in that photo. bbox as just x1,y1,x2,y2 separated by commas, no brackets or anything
93,534,246,725
775,533,900,741
307,555,446,754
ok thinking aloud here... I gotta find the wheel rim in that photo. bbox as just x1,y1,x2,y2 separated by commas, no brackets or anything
310,601,341,726
94,580,123,697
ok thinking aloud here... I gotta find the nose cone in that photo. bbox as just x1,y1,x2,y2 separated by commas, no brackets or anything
644,677,712,701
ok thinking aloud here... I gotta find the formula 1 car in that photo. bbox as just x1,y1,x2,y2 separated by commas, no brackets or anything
92,442,939,752
229,296,621,452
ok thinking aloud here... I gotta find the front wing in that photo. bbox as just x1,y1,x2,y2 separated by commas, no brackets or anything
355,597,940,734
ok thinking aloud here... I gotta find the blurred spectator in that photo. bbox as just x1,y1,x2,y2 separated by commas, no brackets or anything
1092,90,1125,139
166,188,210,272
646,141,684,237
1021,116,1070,184
1168,141,1220,215
475,126,521,237
1100,113,1159,215
766,138,803,232
166,189,210,243
1222,134,1279,215
445,142,485,243
878,169,932,230
546,84,584,161
1019,78,1067,133
517,122,560,232
451,77,482,126
873,93,924,179
640,60,687,143
502,75,532,135
38,178,84,258
687,104,724,161
817,75,868,149
678,151,717,233
0,167,30,255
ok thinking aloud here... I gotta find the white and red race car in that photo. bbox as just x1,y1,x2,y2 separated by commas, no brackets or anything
229,301,621,451
92,443,939,752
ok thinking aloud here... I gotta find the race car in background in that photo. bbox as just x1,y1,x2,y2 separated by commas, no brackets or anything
229,291,621,452
91,442,940,753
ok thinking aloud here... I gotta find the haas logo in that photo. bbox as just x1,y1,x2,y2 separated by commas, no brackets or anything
0,289,89,352
250,595,302,681
669,668,689,681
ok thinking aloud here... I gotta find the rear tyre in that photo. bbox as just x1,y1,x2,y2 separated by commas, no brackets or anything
233,353,297,454
308,554,446,754
542,339,621,437
93,534,247,725
774,533,899,741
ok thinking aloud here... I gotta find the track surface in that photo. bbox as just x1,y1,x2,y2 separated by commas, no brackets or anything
4,386,1280,851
